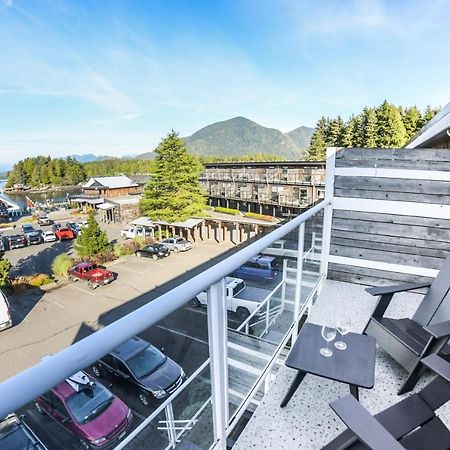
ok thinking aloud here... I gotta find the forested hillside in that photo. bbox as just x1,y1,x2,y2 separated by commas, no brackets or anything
305,101,440,160
5,156,85,188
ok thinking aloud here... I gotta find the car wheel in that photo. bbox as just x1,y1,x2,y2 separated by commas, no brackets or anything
79,438,91,450
152,254,158,260
34,402,45,415
69,275,78,282
138,391,150,407
236,307,250,320
189,297,201,308
91,365,103,378
173,247,179,253
136,251,142,258
87,280,97,290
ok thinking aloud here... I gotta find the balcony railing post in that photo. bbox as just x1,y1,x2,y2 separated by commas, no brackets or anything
280,257,287,313
165,403,177,449
293,222,305,337
207,278,229,449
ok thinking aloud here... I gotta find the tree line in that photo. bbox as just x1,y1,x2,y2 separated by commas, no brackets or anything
198,153,284,163
306,101,440,160
5,156,86,188
5,156,157,188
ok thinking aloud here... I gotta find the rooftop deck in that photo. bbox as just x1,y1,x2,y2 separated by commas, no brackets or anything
235,279,450,449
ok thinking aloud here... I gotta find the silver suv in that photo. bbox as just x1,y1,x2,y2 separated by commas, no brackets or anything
160,237,192,253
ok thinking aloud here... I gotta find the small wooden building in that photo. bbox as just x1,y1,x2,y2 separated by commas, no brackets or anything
82,176,141,198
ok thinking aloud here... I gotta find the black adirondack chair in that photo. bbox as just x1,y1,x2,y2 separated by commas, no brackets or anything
363,253,450,394
323,354,450,450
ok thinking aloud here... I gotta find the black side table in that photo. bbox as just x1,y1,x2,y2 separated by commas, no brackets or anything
280,323,376,407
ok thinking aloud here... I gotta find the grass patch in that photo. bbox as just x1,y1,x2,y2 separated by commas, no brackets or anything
214,206,240,216
51,254,74,277
244,212,275,222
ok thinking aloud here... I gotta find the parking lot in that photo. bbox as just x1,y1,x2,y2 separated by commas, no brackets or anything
0,218,248,449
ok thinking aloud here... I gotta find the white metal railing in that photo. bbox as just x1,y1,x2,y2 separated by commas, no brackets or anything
0,198,332,450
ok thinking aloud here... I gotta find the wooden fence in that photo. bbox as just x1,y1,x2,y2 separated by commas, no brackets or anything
326,147,450,285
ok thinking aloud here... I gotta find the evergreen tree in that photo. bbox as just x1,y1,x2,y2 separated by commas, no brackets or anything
375,100,407,147
402,106,422,140
306,117,327,160
361,108,378,147
74,213,109,258
326,116,344,146
420,105,439,128
140,130,206,222
342,115,362,147
0,252,11,288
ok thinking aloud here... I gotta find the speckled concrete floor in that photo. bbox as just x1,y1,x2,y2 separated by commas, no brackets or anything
234,279,450,449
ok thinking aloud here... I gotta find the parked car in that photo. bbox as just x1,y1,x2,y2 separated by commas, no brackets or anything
41,230,58,243
91,337,185,407
54,226,75,241
52,223,61,232
37,216,54,226
190,276,268,320
34,370,132,449
121,226,152,240
0,235,4,252
135,243,170,260
66,222,81,236
0,289,12,332
26,230,43,245
159,237,192,253
77,220,89,229
6,234,27,250
0,413,47,449
68,262,115,289
231,254,279,281
21,223,36,234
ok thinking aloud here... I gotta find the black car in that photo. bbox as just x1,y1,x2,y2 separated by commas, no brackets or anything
135,243,170,260
51,223,61,233
66,222,80,236
37,216,54,226
6,235,27,250
26,231,43,245
21,224,36,235
0,413,47,449
91,337,185,406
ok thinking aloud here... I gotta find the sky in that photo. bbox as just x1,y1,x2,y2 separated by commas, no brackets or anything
0,0,449,165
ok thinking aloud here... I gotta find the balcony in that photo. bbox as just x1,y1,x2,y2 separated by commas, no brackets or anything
1,147,450,450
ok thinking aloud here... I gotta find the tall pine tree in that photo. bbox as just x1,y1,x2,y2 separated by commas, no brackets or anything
361,108,378,147
375,101,407,147
402,106,422,140
140,130,206,222
74,213,109,258
305,117,327,160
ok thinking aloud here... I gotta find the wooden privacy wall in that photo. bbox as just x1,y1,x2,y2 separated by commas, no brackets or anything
327,148,450,286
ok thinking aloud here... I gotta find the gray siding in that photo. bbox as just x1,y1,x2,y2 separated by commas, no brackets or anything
329,147,450,285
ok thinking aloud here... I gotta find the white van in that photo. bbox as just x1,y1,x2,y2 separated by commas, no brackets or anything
0,289,12,331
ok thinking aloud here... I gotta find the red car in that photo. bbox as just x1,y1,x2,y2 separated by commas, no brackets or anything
54,226,75,241
34,370,132,449
68,262,115,289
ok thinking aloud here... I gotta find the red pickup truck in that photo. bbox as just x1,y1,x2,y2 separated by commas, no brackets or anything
54,226,75,241
68,262,115,289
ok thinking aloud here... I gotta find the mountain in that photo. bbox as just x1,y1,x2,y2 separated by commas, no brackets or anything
70,154,113,163
183,117,313,160
286,126,314,150
134,117,314,160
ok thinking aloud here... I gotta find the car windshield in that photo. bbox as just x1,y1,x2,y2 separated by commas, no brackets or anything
66,383,114,424
0,422,37,450
126,345,167,379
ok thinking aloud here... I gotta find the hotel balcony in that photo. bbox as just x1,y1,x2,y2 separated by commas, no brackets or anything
1,145,450,450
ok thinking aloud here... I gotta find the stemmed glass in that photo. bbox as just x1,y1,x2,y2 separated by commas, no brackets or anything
335,318,351,350
320,324,336,357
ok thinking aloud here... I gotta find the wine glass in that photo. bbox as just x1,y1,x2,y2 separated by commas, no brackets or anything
335,318,351,350
320,324,336,357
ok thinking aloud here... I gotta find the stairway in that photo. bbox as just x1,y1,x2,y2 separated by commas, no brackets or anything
227,330,285,413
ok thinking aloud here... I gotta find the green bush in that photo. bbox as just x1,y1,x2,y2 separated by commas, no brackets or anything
0,253,11,288
214,206,240,216
51,254,74,277
244,212,275,222
28,273,53,287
